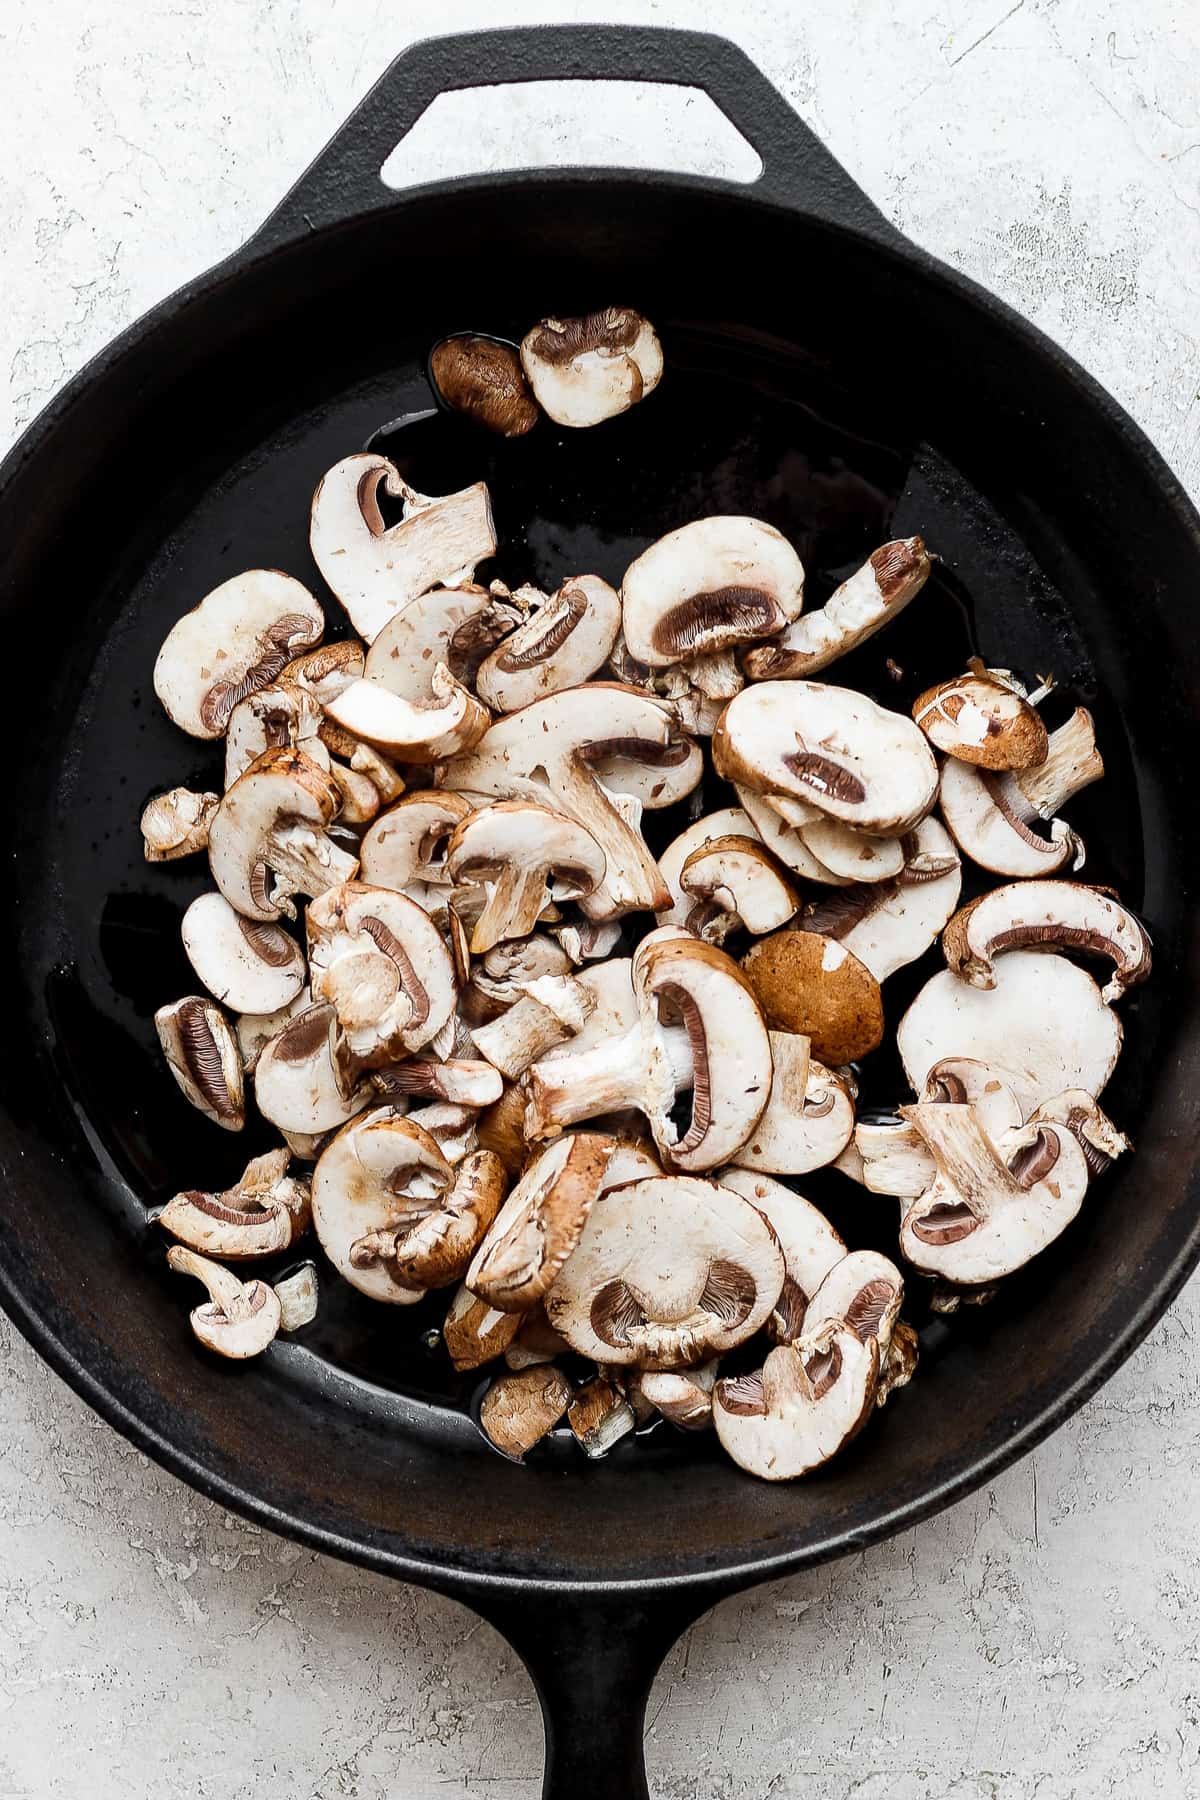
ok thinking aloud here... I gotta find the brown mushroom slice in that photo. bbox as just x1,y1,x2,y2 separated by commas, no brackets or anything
504,1302,573,1371
621,516,805,668
376,1058,503,1109
913,670,1048,769
479,1365,574,1460
520,307,662,429
470,974,593,1078
274,1261,320,1332
157,1148,310,1260
898,1101,1090,1284
141,787,219,862
466,1132,615,1312
156,997,245,1131
942,880,1151,1003
938,707,1103,877
208,747,358,922
1032,1089,1130,1176
306,882,457,1067
567,1376,638,1457
802,817,961,981
446,801,606,954
309,454,496,643
311,1108,454,1303
253,1000,372,1136
384,1148,507,1290
444,1282,523,1369
656,807,755,936
430,335,539,436
801,1249,904,1356
764,799,906,885
476,576,622,714
734,1031,855,1175
679,835,799,938
358,789,473,919
713,1324,879,1481
717,1167,846,1345
741,930,884,1065
364,583,521,704
235,986,311,1074
473,1083,529,1179
166,1246,282,1360
743,538,932,680
733,784,850,885
633,1362,720,1431
546,1174,784,1368
181,892,306,1016
153,569,324,740
324,663,489,762
280,639,365,706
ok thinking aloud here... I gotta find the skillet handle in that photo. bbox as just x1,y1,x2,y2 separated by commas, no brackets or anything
249,25,899,251
470,1587,713,1799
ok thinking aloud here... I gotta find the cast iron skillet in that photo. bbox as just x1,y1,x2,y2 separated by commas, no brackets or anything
2,27,1199,1797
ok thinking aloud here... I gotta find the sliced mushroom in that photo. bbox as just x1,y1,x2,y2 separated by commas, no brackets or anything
1033,1088,1130,1176
898,1101,1090,1284
446,801,606,954
567,1376,638,1457
942,880,1151,1003
520,307,662,429
166,1246,282,1359
273,1261,320,1331
374,1058,503,1109
679,836,799,939
141,787,219,862
466,1132,615,1312
621,517,805,668
181,892,306,1015
157,1147,310,1259
854,1058,1024,1199
475,577,622,713
714,681,938,836
552,917,623,965
377,1148,507,1290
741,930,884,1065
733,784,851,885
235,986,311,1073
358,789,473,921
309,454,496,643
253,1000,372,1136
280,639,365,706
802,818,961,981
311,1108,454,1303
734,1032,855,1175
938,707,1103,877
717,1167,847,1345
763,798,905,886
801,1250,904,1359
656,807,754,936
504,1302,573,1371
632,1362,720,1431
306,882,457,1068
404,1100,480,1167
713,1323,879,1480
743,538,932,679
469,974,593,1078
545,1175,784,1368
913,668,1048,769
430,334,539,436
153,570,324,740
363,582,521,703
479,1365,573,1460
223,681,326,788
324,663,489,762
156,997,245,1130
208,747,358,922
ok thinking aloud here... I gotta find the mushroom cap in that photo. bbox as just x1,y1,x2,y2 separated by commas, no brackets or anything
545,1175,785,1368
656,807,753,933
181,891,306,1015
157,1147,310,1260
306,881,457,1063
476,576,623,714
153,569,324,740
938,757,1082,878
208,747,354,922
621,516,805,668
717,1167,846,1344
311,1108,454,1303
430,335,540,437
466,1131,615,1312
141,786,219,862
363,584,516,704
155,996,245,1131
713,681,938,836
802,817,961,982
801,1249,904,1351
733,1031,855,1176
896,951,1123,1116
941,880,1152,1003
914,670,1049,770
252,1000,372,1135
744,538,931,680
358,789,473,895
520,307,662,429
713,1326,879,1480
324,664,490,761
679,835,799,937
741,930,885,1065
446,800,607,954
166,1246,283,1360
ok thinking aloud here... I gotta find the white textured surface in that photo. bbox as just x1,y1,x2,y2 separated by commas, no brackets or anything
2,2,1199,1794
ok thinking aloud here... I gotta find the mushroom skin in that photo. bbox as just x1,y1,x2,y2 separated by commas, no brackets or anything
717,1168,846,1345
430,335,540,436
713,1324,880,1481
466,1132,616,1312
941,880,1152,1003
446,800,607,954
743,538,932,680
734,1031,855,1176
306,881,457,1067
740,930,885,1066
475,576,622,714
621,516,805,668
223,681,326,788
208,747,359,922
157,1147,310,1259
141,787,219,861
182,892,307,1016
913,669,1048,770
311,1108,455,1303
155,997,245,1131
166,1246,282,1360
801,817,961,982
153,569,324,740
545,1175,785,1369
520,307,662,429
479,1365,574,1460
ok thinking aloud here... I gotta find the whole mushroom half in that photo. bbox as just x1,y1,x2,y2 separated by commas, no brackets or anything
166,1246,282,1359
181,892,307,1015
157,1148,310,1259
744,538,931,680
306,881,457,1068
155,997,245,1131
520,307,662,429
941,880,1151,1002
475,576,622,714
622,517,806,669
208,747,358,922
311,1109,456,1303
712,1323,879,1480
153,569,324,740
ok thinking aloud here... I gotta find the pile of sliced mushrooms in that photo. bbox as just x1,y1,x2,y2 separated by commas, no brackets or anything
141,306,1149,1480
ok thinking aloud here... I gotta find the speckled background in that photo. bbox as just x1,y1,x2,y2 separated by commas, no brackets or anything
3,2,1199,1794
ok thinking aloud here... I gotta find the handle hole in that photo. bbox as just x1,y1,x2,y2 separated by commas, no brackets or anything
381,81,763,190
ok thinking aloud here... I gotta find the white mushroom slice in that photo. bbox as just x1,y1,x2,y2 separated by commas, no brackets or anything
235,986,310,1073
311,1109,454,1303
764,800,905,885
406,1101,479,1167
633,1362,720,1431
309,454,496,643
587,738,704,818
801,1250,904,1357
740,931,884,1066
597,1140,664,1189
153,570,324,740
552,917,623,964
443,684,690,917
735,1032,854,1175
714,681,938,836
621,517,805,668
938,707,1103,877
155,997,245,1131
375,1058,503,1109
358,789,473,919
546,1175,784,1368
208,748,358,922
280,1128,330,1163
274,1261,319,1331
567,1376,637,1457
364,584,520,703
475,576,622,713
280,639,365,706
942,880,1152,1003
717,1168,846,1345
181,892,306,1015
307,882,457,1067
520,307,662,429
656,807,753,934
141,787,219,862
469,975,593,1078
1032,1089,1130,1176
446,801,606,954
466,1132,615,1312
324,663,489,762
854,1058,1024,1199
898,1102,1090,1284
443,1282,522,1369
223,681,326,788
480,1365,574,1460
713,1325,879,1481
682,647,744,703
734,785,849,885
743,538,932,680
253,1001,372,1136
157,1147,310,1260
897,952,1122,1117
802,818,961,981
166,1246,282,1360
679,835,799,938
537,955,638,1060
913,669,1048,770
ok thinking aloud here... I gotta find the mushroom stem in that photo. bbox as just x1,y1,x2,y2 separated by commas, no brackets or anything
523,1022,691,1136
470,976,593,1079
166,1245,251,1316
471,862,556,953
266,824,358,902
899,1102,1019,1209
1012,708,1104,818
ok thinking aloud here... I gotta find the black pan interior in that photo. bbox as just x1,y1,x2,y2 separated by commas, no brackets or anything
1,178,1197,1588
